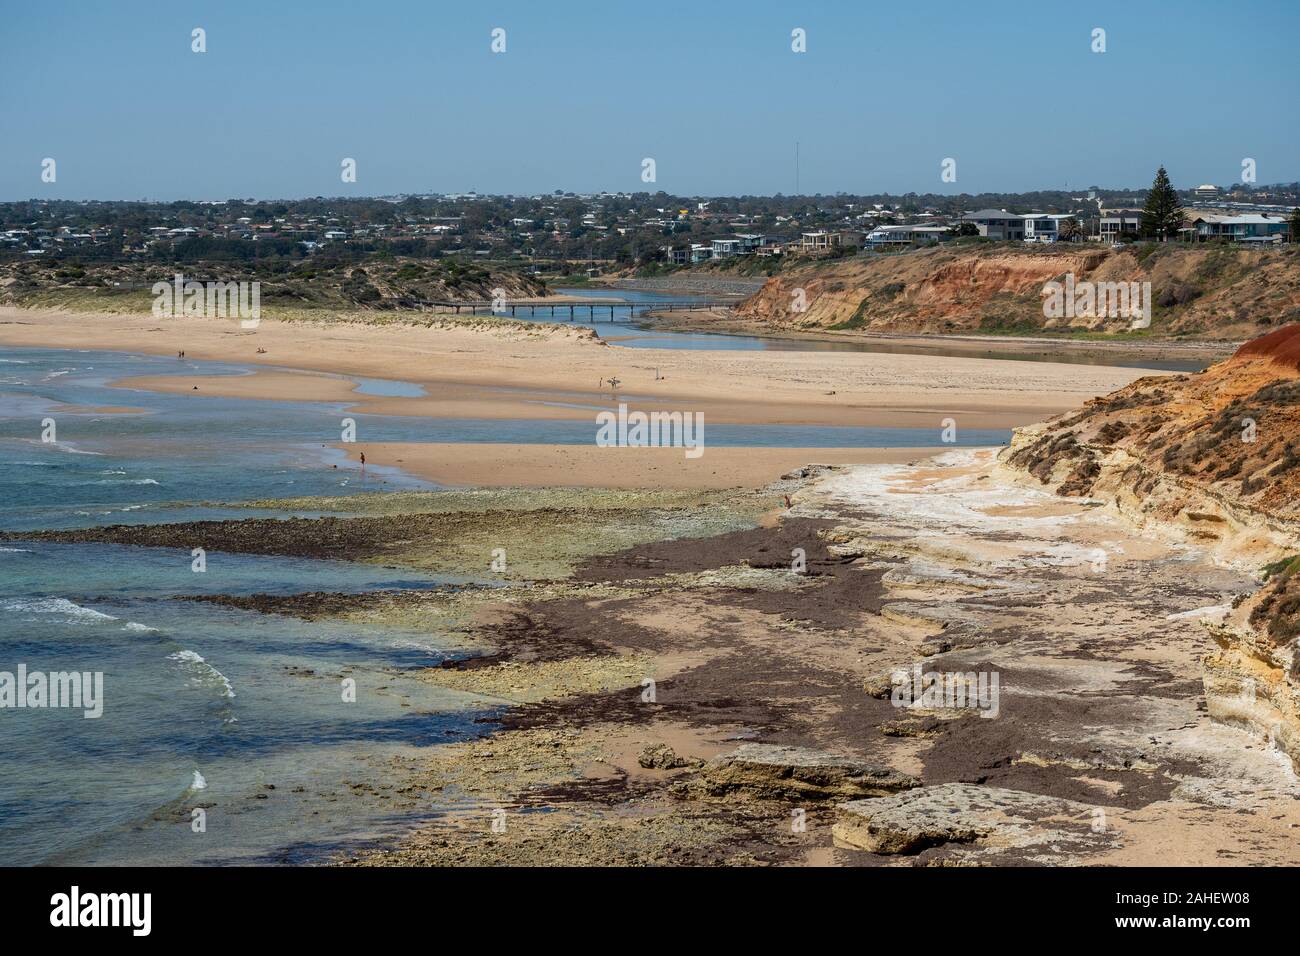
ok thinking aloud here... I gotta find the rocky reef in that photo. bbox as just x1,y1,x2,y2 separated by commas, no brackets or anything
1000,324,1300,770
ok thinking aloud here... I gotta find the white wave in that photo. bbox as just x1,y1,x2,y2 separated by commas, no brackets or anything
35,441,104,457
188,770,207,792
1,597,117,622
0,547,32,553
168,649,236,699
122,621,158,632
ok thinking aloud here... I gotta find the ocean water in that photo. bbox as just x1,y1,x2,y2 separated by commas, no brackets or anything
0,349,496,864
0,543,493,865
0,345,1008,864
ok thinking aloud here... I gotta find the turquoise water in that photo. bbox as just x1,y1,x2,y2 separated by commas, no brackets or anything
0,543,491,865
0,348,1009,535
0,350,495,864
0,345,1010,864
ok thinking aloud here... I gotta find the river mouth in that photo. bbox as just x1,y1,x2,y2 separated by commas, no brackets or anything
543,288,1219,371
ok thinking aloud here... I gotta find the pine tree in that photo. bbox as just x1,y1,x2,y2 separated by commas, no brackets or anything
1140,166,1183,241
1290,207,1300,245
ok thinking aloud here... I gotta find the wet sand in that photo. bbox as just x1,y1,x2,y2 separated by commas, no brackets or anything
331,443,948,489
2,306,1160,434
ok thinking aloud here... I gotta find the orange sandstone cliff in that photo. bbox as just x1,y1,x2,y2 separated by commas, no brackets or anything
733,244,1300,338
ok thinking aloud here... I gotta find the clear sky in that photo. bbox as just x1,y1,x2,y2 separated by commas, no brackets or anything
2,0,1297,200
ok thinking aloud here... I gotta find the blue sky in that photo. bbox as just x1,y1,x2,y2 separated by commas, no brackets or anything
2,0,1297,199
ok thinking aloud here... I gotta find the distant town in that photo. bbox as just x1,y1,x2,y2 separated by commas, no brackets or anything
3,179,1298,281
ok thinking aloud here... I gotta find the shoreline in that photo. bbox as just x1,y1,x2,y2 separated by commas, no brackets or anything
11,427,1297,865
1,306,1166,438
345,450,1294,866
330,443,953,489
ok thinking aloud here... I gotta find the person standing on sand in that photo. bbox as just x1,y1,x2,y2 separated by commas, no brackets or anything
359,452,365,466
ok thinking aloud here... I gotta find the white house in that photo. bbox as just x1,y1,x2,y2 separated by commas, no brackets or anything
1022,214,1078,242
865,223,951,247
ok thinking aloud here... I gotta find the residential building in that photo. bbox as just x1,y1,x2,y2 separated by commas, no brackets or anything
960,209,1024,241
1022,214,1078,242
799,230,860,250
1185,212,1290,243
865,223,951,247
1100,210,1142,244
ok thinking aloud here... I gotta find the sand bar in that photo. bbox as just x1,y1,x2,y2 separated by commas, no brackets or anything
0,307,1165,430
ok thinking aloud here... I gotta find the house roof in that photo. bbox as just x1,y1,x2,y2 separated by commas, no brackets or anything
1190,213,1280,224
962,208,1019,220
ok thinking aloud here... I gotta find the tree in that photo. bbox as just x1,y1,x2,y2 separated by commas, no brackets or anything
1290,207,1300,244
1058,217,1082,242
1140,166,1183,241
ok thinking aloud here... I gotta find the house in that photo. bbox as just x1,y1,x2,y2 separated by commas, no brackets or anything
1186,212,1290,243
734,233,765,253
662,246,689,266
960,209,1024,241
711,238,742,258
1022,214,1078,243
1193,184,1221,200
1100,211,1142,244
799,230,860,250
865,223,951,247
689,243,712,263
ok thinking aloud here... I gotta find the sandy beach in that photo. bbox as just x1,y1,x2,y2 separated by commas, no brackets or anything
332,442,948,489
2,306,1162,434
